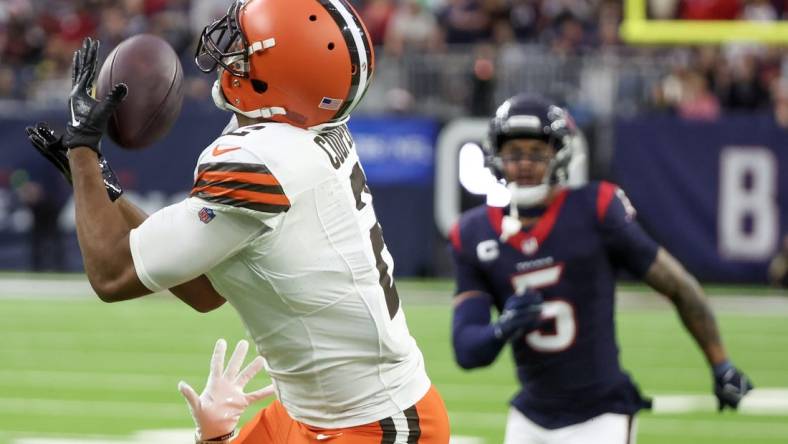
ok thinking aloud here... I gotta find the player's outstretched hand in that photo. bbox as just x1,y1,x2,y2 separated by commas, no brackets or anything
713,361,753,411
26,122,72,185
26,121,124,201
63,37,127,154
179,339,274,442
493,290,544,341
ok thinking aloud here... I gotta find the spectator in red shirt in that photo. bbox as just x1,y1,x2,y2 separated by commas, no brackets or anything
362,0,397,46
680,0,742,20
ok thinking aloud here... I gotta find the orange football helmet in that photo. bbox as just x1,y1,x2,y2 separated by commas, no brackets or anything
196,0,375,129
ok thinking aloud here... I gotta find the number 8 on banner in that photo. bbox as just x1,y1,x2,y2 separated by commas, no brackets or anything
511,264,576,353
719,147,778,260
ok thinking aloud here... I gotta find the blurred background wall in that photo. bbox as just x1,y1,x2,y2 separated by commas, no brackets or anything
0,0,786,282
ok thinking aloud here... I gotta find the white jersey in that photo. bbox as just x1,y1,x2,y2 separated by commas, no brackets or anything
129,122,430,428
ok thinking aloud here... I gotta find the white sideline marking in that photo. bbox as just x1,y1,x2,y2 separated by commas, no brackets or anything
11,390,787,443
0,398,184,420
640,418,788,438
0,370,184,392
450,437,485,444
3,276,788,315
652,388,788,414
12,430,485,444
3,389,787,429
13,429,192,444
0,279,93,299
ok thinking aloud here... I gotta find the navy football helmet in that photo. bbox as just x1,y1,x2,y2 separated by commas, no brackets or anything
485,94,576,189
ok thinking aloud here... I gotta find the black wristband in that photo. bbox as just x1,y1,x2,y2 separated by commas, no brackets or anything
196,430,236,443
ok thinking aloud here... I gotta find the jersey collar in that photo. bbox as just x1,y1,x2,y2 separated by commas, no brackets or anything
487,188,569,255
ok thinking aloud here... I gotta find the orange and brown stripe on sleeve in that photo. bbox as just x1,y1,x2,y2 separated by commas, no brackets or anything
190,162,290,213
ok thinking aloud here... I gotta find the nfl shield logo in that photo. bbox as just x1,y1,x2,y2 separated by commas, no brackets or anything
521,237,539,255
198,207,215,224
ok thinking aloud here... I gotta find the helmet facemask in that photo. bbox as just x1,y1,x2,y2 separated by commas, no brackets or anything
485,97,577,240
195,0,249,78
196,0,286,121
488,110,574,202
503,139,573,210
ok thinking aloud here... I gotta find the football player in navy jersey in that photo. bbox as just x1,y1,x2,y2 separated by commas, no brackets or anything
449,94,753,444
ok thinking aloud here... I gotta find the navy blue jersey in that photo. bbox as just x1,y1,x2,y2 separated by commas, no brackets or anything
449,181,659,429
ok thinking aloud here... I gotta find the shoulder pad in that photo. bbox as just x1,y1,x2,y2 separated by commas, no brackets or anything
586,181,637,223
451,205,492,253
595,181,617,222
195,123,341,210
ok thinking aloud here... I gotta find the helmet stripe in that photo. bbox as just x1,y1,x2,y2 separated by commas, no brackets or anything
343,2,373,84
318,0,370,120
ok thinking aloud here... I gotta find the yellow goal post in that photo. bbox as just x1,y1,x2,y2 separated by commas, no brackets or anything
621,0,788,45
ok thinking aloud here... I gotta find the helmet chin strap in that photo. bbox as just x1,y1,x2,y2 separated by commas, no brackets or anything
211,79,349,130
211,79,229,110
211,78,287,119
499,183,550,242
509,182,550,207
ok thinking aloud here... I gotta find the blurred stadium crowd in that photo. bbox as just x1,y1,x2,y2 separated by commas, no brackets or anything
1,0,788,121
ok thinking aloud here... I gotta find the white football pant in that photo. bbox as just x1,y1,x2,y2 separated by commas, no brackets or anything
503,407,637,444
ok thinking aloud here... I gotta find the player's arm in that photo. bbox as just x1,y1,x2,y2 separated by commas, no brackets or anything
55,37,146,301
21,128,227,311
71,156,228,313
70,149,151,300
644,248,726,365
453,289,544,369
116,197,148,229
643,248,753,410
598,182,752,410
449,223,505,369
449,224,542,369
114,197,226,313
24,120,149,301
59,38,237,310
70,148,265,307
596,183,725,365
452,291,506,369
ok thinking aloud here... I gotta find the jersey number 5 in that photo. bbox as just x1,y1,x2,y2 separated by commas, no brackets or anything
350,162,400,319
511,265,576,353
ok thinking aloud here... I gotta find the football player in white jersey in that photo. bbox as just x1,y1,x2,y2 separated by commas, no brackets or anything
24,1,450,443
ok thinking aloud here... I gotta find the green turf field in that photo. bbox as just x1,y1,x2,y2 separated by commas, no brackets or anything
0,279,787,443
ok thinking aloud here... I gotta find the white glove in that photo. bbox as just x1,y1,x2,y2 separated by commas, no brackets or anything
178,339,274,441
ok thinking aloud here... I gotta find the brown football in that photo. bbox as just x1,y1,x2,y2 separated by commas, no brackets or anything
96,34,184,149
